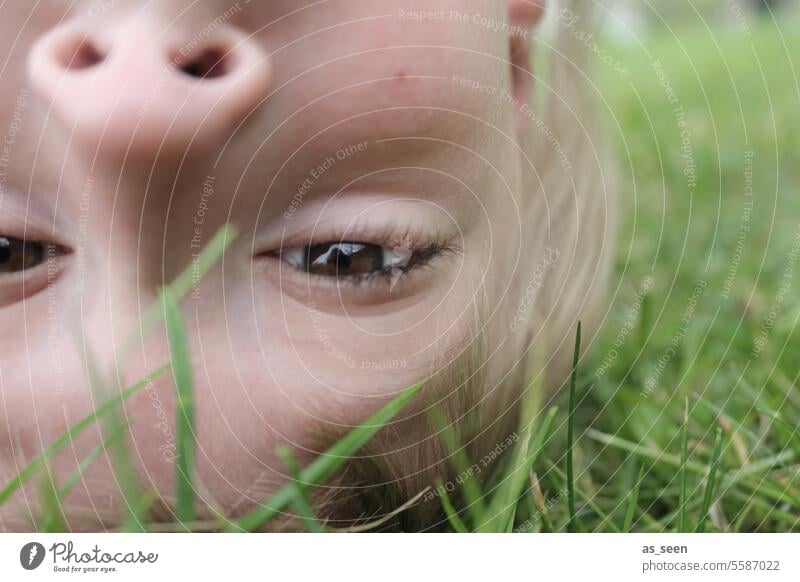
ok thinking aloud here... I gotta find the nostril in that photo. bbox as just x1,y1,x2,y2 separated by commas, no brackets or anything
175,46,233,79
58,37,105,70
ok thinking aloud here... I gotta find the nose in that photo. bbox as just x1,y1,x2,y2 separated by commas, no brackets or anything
28,16,271,159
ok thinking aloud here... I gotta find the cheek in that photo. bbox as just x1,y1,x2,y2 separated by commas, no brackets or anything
0,247,483,523
202,267,483,432
0,325,180,524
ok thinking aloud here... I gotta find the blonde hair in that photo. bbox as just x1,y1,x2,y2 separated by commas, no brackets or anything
306,0,616,532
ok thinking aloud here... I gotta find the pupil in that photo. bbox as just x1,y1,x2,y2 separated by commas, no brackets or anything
305,242,383,276
0,236,47,273
335,248,352,270
0,238,10,264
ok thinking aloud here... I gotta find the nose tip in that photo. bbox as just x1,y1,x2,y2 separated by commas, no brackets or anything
28,19,271,159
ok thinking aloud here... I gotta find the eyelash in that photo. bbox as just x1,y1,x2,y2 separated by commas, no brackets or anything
310,242,456,288
267,225,459,290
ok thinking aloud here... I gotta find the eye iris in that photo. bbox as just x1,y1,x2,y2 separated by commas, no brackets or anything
305,242,383,276
0,236,46,273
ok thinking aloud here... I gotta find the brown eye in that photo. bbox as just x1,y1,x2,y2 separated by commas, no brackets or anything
0,236,54,274
304,242,384,277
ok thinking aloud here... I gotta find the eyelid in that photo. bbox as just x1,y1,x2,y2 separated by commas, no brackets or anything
0,193,68,247
0,246,70,307
262,220,457,258
255,197,461,251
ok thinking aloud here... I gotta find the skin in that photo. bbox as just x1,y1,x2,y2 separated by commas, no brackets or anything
0,0,550,530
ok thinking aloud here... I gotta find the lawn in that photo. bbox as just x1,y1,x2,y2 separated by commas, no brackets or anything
560,16,800,532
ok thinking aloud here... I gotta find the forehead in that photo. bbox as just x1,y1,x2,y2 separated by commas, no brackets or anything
1,1,508,44
1,0,510,124
0,0,516,216
240,2,514,199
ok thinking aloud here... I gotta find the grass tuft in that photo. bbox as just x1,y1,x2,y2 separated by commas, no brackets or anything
695,428,724,533
623,464,645,533
230,380,425,532
0,366,169,507
567,321,583,533
679,398,690,532
276,446,325,533
162,286,197,524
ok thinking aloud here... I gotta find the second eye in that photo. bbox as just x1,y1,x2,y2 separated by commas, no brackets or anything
0,236,63,274
281,242,412,278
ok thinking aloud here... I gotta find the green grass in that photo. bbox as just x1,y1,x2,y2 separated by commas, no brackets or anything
564,17,800,533
566,321,583,533
230,380,425,532
2,19,798,533
0,366,170,506
623,464,646,533
162,287,197,524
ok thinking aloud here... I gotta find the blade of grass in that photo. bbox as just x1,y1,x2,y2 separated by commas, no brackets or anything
758,407,800,455
503,409,558,533
436,479,469,533
695,427,724,533
480,369,541,531
0,365,169,506
521,487,539,531
119,224,238,362
586,429,707,473
731,495,757,532
486,342,546,531
276,446,324,533
545,459,621,532
729,489,800,529
482,405,558,532
117,226,234,527
623,464,645,532
162,287,197,524
38,473,66,533
8,226,234,530
657,454,797,529
133,489,159,532
530,472,555,533
57,422,131,501
230,380,424,532
81,342,144,532
567,321,584,532
427,406,487,528
679,398,690,532
39,421,132,532
740,473,800,506
588,428,796,510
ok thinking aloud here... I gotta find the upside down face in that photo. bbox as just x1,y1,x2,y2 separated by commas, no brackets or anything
0,0,600,531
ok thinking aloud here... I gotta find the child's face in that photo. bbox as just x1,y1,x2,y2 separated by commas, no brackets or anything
0,1,544,528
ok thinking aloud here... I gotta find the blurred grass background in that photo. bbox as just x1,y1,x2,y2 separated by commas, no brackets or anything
550,3,800,532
